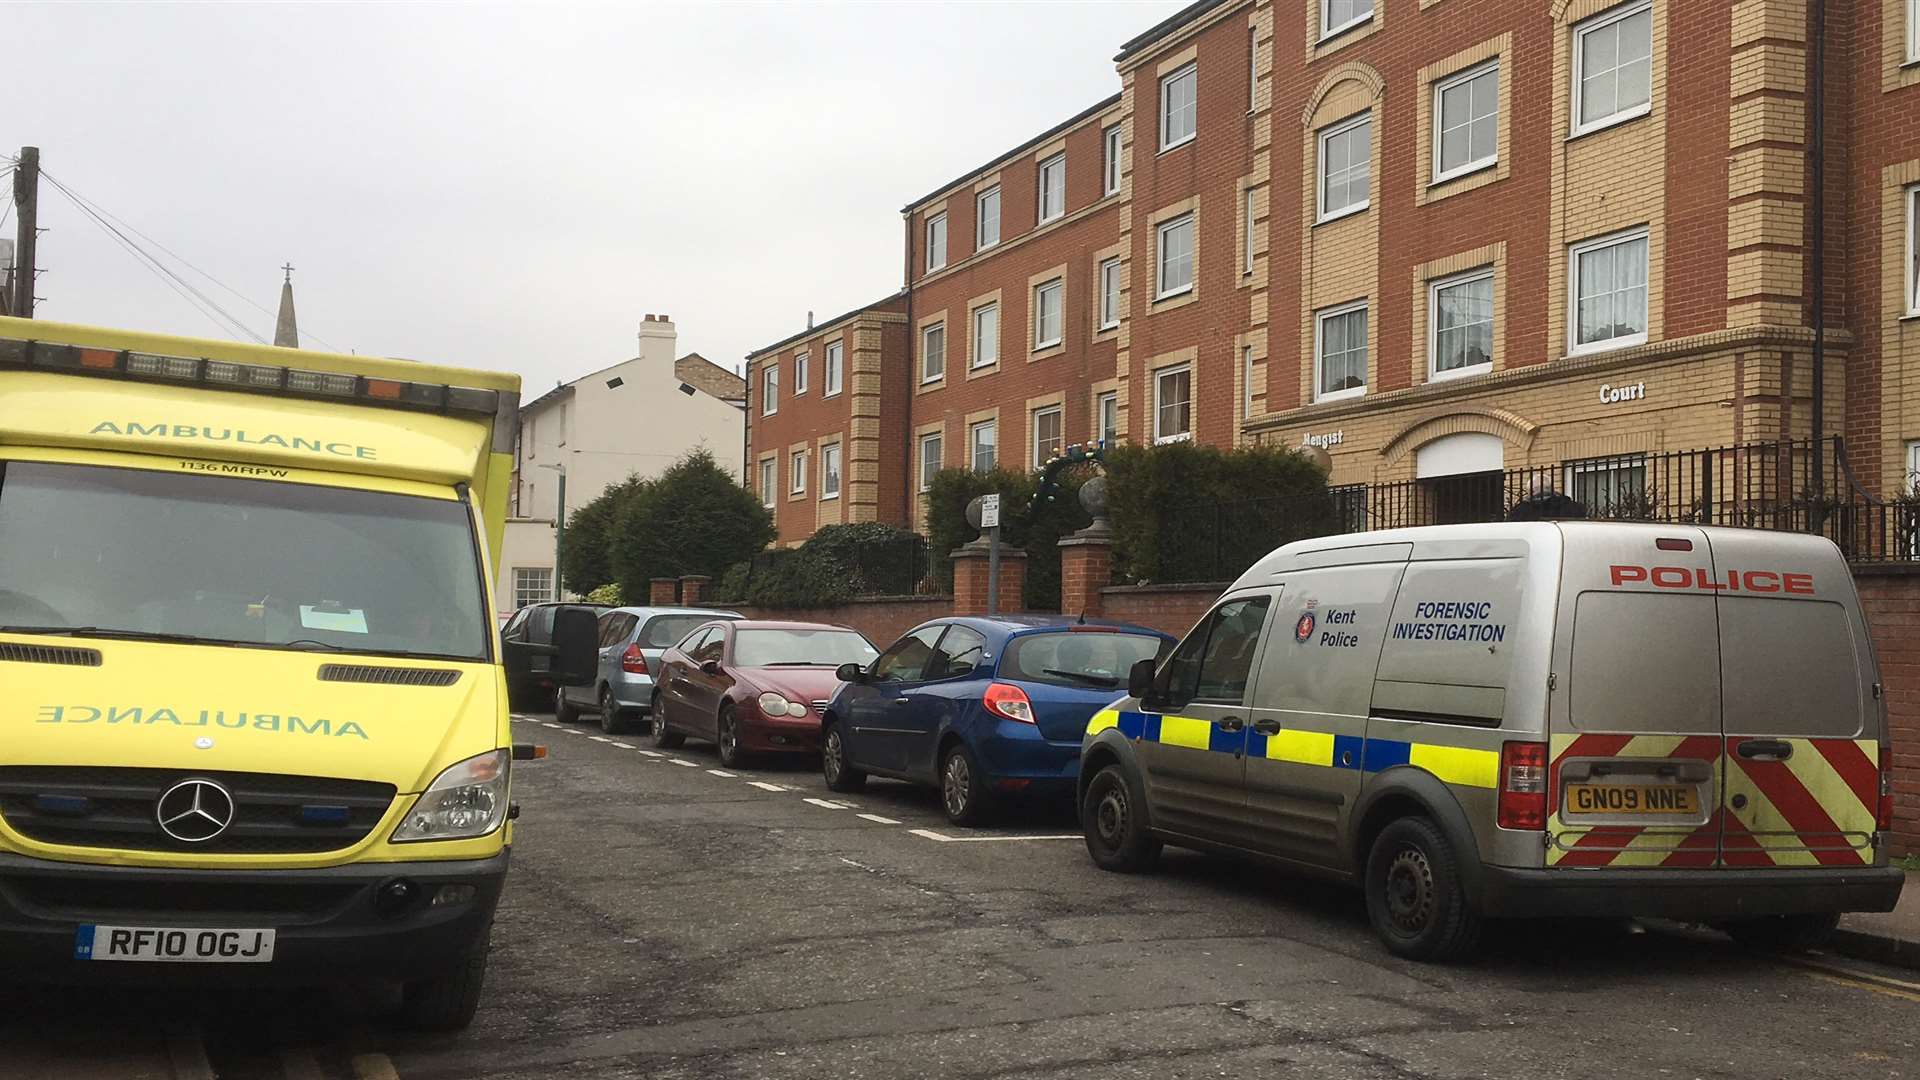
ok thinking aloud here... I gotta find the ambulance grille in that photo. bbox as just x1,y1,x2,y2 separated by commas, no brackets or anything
0,767,396,855
317,664,461,687
0,643,102,667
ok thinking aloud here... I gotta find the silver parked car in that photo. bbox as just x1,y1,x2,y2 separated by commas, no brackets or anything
557,606,742,734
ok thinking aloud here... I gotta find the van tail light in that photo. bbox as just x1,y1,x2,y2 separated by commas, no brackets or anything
983,682,1035,724
620,644,648,675
1498,741,1549,831
1879,746,1895,832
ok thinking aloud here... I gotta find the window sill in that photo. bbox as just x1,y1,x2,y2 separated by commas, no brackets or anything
1427,363,1492,384
1566,334,1650,359
1431,158,1497,188
1038,212,1065,227
1156,134,1196,157
823,390,843,399
1317,16,1373,46
820,493,840,502
966,362,1001,379
1154,285,1194,303
1568,105,1651,143
1315,387,1366,405
919,375,946,386
927,263,947,274
1153,432,1194,446
1315,203,1369,227
1030,343,1066,362
975,240,999,253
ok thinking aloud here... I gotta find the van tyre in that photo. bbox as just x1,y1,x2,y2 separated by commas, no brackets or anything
940,743,992,827
1365,816,1482,962
1725,912,1841,954
554,692,581,725
599,687,633,735
821,723,866,793
399,940,489,1032
1082,764,1160,873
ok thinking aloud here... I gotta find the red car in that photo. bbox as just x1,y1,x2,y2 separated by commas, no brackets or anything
652,620,880,767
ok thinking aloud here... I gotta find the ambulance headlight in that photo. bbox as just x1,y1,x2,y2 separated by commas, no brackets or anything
391,750,510,843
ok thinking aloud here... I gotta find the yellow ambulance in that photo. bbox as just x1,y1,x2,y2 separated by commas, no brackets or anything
0,317,591,1029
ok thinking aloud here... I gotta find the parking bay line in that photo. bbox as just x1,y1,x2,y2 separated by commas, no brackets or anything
803,797,857,810
611,741,636,749
588,736,611,743
908,828,1082,843
856,813,902,825
670,759,700,767
708,769,738,778
746,781,789,792
634,749,664,758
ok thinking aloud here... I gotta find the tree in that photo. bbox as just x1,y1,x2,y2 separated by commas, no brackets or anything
611,449,775,602
559,475,649,596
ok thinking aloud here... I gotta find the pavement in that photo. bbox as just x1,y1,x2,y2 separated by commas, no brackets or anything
1836,873,1920,971
2,716,1918,1079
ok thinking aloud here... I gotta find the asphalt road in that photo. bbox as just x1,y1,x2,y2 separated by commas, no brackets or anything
4,713,1918,1080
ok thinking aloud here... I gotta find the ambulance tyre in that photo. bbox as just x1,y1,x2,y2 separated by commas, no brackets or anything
399,940,489,1032
1724,912,1841,953
1365,816,1483,962
1082,764,1161,873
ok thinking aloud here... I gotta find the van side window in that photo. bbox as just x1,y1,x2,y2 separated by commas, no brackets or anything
1163,596,1272,710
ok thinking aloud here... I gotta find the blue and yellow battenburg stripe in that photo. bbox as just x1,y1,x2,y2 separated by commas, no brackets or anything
1087,709,1497,789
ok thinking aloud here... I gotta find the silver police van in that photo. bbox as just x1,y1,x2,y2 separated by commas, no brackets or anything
1079,521,1901,960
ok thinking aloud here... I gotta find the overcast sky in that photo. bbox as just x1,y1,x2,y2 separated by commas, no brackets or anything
11,1,1186,395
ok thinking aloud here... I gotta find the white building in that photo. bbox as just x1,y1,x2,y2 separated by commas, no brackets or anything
496,314,745,614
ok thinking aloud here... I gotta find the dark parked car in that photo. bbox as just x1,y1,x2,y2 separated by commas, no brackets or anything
500,601,611,710
821,616,1174,826
652,620,879,767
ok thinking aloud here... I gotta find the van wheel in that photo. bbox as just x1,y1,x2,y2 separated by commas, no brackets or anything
1365,816,1482,962
1081,764,1160,873
1725,912,1841,954
554,692,581,725
822,723,866,793
399,941,489,1032
940,743,992,827
599,688,632,736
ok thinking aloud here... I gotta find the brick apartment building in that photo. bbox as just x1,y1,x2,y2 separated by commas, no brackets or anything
746,0,1920,547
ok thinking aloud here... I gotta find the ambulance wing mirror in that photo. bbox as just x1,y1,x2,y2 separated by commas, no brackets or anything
547,605,601,686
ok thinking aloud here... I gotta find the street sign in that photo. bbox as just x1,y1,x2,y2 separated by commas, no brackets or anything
979,493,1000,529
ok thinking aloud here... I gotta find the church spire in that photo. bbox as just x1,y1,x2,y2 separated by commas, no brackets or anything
273,263,299,348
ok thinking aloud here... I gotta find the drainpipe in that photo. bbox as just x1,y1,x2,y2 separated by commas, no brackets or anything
1807,0,1827,516
902,211,916,530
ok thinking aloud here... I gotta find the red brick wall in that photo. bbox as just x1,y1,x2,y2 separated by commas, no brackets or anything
1856,566,1920,856
1098,583,1223,639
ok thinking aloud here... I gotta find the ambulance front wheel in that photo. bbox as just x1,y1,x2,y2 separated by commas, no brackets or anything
1723,912,1841,953
1365,816,1483,962
399,939,490,1032
1082,765,1161,873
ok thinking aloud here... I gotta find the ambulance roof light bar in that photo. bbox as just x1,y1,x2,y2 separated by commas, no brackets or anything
0,337,499,417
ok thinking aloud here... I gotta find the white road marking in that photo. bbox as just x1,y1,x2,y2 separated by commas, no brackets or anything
747,781,787,792
856,813,902,825
589,736,611,743
351,1053,403,1080
909,828,1081,843
804,797,854,810
561,729,583,735
708,769,738,777
542,722,562,729
635,749,664,758
670,759,699,767
611,741,636,749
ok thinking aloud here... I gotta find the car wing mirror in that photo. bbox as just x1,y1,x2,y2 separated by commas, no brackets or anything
700,659,721,676
835,662,868,684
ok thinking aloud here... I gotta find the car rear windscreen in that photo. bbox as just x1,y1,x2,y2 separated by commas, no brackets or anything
1001,631,1166,691
642,614,720,647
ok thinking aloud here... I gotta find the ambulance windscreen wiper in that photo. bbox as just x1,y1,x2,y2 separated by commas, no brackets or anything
0,625,235,646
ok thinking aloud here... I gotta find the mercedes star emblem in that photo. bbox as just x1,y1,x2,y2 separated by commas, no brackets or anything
155,778,237,843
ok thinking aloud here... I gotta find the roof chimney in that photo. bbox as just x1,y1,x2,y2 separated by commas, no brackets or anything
806,310,814,330
637,312,677,364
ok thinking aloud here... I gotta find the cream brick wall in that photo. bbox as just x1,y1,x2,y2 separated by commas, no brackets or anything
1298,62,1385,408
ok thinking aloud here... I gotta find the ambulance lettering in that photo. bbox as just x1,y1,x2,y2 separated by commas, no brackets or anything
1608,565,1813,594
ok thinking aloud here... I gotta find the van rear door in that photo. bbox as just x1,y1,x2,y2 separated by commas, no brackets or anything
1705,529,1879,867
1550,525,1724,868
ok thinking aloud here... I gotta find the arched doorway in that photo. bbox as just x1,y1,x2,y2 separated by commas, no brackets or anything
1415,433,1505,524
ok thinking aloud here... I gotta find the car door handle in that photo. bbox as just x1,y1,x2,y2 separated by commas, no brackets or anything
1213,716,1244,732
1250,719,1282,735
1737,738,1794,761
889,698,911,707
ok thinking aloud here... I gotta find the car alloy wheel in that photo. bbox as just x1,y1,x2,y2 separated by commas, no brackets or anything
718,708,739,767
942,752,972,820
823,729,844,784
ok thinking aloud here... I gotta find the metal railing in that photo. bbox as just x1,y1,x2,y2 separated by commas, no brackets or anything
1149,438,1916,584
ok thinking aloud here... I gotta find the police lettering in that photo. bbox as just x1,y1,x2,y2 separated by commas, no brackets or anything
1609,564,1813,595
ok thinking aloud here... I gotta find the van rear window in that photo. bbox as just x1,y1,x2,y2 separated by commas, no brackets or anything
1718,597,1862,738
1569,592,1720,734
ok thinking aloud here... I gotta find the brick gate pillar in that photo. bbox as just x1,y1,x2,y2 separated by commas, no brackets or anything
1058,534,1114,620
950,540,1027,615
649,577,678,606
679,575,712,606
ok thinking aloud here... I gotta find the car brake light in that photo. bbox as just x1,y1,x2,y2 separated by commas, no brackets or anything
1879,746,1895,832
983,682,1035,724
1498,741,1548,831
621,644,647,675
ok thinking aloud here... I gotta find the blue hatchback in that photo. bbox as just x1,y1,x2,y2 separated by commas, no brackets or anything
821,616,1174,826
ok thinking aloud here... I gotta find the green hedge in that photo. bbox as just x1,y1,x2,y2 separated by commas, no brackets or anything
711,523,928,608
1102,441,1334,584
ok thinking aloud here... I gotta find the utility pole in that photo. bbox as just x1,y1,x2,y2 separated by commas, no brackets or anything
12,146,38,319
